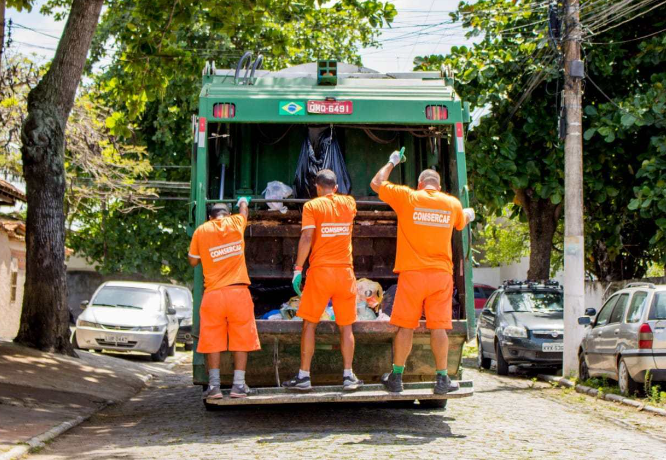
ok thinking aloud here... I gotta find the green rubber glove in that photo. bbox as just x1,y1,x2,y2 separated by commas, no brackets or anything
292,271,303,296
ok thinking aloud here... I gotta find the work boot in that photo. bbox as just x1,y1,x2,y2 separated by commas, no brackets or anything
230,383,253,399
381,372,403,393
282,374,312,391
434,374,459,395
203,386,223,400
342,373,364,391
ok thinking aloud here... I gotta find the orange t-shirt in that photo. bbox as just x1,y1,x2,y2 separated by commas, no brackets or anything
379,181,465,274
188,214,250,292
301,194,356,268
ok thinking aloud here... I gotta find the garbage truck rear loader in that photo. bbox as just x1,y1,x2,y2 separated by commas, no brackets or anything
188,60,475,406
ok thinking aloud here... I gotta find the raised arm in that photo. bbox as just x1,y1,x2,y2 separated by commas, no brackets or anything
370,148,405,193
236,196,250,220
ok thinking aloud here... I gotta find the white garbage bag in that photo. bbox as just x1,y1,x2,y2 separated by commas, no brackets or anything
263,181,293,214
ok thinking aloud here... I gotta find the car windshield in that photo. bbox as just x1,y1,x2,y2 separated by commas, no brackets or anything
167,288,190,309
92,287,161,311
651,292,666,319
501,291,563,313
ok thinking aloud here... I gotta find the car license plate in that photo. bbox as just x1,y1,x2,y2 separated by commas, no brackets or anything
307,100,353,114
105,335,128,343
542,342,563,352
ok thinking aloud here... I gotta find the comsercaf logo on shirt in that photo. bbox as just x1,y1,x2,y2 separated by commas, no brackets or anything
209,240,243,262
321,222,351,238
412,207,451,228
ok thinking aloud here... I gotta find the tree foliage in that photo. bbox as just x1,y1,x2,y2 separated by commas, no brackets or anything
61,0,396,281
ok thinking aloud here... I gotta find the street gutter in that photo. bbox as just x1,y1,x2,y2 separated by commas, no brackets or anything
538,374,666,417
0,353,190,460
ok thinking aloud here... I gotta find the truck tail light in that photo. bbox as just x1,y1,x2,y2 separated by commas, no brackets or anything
639,323,653,349
426,105,448,120
213,103,236,119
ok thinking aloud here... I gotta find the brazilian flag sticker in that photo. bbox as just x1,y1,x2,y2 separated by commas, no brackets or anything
279,101,305,116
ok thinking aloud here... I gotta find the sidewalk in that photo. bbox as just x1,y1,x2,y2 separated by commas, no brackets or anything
0,340,185,458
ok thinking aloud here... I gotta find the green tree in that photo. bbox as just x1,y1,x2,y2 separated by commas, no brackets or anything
416,0,666,281
65,0,396,281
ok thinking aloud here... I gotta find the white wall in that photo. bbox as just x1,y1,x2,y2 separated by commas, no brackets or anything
0,234,25,340
473,256,564,289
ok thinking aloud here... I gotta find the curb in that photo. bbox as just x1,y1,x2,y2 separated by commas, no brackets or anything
0,353,190,460
539,374,666,417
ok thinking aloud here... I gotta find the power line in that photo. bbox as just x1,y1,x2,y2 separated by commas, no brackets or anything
586,26,666,44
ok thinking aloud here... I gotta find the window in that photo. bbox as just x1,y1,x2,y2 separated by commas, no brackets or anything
483,288,496,297
10,270,18,303
474,287,484,299
626,291,648,323
595,295,619,327
92,287,161,311
164,291,172,312
500,291,563,313
650,292,666,320
486,294,498,313
609,294,629,324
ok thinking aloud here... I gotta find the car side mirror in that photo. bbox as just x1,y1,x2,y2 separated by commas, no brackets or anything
578,316,591,326
167,307,177,315
585,308,597,316
80,300,89,310
482,309,494,316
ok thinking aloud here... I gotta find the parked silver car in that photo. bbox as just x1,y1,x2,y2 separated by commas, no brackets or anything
578,282,666,395
162,284,194,351
73,281,180,362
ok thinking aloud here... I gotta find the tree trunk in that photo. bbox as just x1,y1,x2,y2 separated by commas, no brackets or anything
15,0,104,354
1,0,5,76
515,189,563,281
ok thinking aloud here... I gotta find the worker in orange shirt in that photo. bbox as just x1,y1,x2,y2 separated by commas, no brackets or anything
188,198,260,399
282,169,363,392
370,149,475,394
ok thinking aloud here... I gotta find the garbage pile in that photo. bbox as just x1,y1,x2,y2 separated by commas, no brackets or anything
262,278,392,321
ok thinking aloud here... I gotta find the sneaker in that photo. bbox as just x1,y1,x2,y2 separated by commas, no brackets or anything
342,373,364,391
230,383,253,399
203,386,223,400
282,375,312,391
381,372,403,393
434,374,459,395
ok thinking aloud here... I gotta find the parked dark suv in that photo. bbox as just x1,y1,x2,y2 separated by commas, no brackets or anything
477,280,564,375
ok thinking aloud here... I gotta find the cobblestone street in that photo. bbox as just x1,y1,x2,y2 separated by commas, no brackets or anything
30,356,666,460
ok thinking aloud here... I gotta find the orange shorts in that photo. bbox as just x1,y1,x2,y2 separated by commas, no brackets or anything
390,270,453,330
197,285,261,353
297,266,357,326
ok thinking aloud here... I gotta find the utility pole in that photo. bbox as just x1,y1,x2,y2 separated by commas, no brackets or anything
563,0,586,377
1,0,6,77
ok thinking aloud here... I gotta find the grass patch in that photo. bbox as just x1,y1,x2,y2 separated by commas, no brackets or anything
573,375,665,407
462,342,478,359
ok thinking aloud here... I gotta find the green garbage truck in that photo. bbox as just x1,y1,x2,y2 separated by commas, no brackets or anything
188,56,475,408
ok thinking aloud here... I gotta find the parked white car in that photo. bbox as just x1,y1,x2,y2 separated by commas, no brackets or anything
73,281,180,362
578,282,666,395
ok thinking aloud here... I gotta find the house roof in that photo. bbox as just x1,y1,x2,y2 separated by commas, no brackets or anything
0,180,26,206
0,218,26,241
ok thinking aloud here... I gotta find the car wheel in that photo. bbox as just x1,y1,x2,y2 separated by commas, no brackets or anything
168,339,176,357
151,336,169,362
184,342,194,352
618,358,640,396
477,337,491,370
495,342,510,376
419,399,448,410
578,352,590,382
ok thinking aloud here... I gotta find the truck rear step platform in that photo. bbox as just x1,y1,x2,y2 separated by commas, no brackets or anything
205,381,473,406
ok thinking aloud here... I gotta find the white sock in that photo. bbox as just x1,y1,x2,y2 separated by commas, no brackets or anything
233,370,245,386
343,369,353,377
298,369,310,379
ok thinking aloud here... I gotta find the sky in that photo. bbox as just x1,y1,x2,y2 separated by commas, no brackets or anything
5,0,475,73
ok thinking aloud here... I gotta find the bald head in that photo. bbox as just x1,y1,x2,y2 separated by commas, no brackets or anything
418,169,441,190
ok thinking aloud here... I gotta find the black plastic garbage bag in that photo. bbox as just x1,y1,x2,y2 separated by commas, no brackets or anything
293,136,322,199
293,128,352,198
320,129,352,195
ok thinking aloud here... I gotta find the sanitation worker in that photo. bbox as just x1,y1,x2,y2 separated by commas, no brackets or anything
282,169,363,391
370,149,475,394
188,198,260,399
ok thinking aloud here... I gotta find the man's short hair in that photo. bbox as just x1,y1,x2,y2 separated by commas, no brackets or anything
315,169,337,188
418,169,441,187
208,203,230,219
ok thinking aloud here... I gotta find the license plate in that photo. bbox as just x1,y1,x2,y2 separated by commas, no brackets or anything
542,342,563,352
105,335,128,343
307,100,353,114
